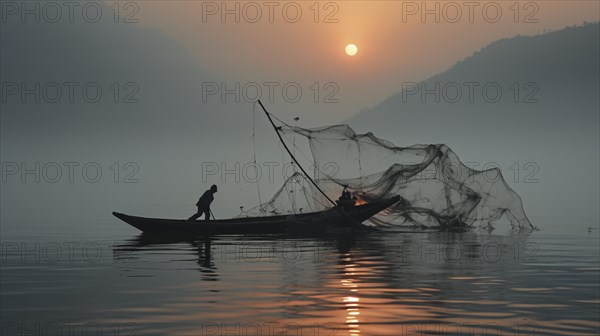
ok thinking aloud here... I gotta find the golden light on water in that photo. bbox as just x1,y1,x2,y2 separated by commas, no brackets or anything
342,258,361,336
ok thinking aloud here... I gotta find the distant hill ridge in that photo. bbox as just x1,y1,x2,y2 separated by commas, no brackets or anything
351,22,599,133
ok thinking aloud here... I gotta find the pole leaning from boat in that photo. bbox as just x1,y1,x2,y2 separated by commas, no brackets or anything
257,100,339,208
258,100,373,227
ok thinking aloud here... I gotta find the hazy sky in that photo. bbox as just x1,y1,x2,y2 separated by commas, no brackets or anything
1,1,598,225
132,0,599,120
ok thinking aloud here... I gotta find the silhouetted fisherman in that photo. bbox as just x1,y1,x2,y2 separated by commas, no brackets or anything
336,185,356,210
188,185,217,221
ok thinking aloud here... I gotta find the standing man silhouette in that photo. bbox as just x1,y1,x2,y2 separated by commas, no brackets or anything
188,184,217,221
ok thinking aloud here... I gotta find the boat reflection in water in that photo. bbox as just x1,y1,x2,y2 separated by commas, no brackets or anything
114,233,219,282
110,230,597,335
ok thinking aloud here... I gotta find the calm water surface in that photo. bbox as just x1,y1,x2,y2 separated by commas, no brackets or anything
1,219,598,336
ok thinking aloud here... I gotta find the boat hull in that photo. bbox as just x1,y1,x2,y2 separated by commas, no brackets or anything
113,196,400,234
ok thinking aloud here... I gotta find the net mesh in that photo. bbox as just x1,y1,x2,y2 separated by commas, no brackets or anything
244,123,533,230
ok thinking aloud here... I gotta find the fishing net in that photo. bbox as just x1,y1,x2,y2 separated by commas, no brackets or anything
244,123,533,229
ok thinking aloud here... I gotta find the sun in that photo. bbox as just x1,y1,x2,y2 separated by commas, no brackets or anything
345,44,358,56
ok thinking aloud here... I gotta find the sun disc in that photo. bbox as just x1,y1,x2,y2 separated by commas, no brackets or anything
345,44,358,56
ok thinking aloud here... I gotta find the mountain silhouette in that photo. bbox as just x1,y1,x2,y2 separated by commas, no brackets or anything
350,23,599,142
349,23,600,220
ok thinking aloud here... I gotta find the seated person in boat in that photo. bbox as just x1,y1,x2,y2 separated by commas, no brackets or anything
188,184,218,221
336,186,356,210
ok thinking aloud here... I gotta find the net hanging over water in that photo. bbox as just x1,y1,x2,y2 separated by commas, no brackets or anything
246,124,532,230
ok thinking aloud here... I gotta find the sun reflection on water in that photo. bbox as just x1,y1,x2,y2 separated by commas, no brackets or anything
341,256,361,336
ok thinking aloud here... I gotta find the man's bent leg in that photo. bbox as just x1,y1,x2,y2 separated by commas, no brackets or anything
188,206,202,220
